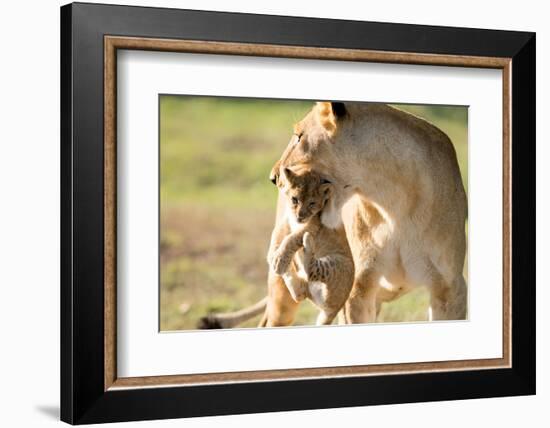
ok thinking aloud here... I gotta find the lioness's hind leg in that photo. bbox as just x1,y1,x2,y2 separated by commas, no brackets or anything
337,310,347,325
455,275,468,318
447,275,467,320
429,274,467,321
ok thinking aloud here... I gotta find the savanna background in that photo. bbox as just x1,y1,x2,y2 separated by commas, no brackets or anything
160,96,468,331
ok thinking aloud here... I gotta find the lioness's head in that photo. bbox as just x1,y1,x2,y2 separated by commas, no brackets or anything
277,167,333,224
270,101,348,186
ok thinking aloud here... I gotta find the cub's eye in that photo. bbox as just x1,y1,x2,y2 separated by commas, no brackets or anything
291,197,298,206
308,202,316,209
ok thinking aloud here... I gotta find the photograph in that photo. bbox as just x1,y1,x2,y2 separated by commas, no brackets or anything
159,96,468,331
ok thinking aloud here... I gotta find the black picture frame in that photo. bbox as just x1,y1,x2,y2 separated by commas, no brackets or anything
61,2,535,424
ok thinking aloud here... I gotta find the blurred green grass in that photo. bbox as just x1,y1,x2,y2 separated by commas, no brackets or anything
160,96,468,331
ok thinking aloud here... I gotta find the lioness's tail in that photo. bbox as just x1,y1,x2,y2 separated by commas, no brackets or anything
198,297,268,329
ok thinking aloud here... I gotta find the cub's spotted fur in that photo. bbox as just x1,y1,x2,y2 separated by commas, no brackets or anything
267,167,354,325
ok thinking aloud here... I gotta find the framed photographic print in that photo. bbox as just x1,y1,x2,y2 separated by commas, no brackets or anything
60,2,535,424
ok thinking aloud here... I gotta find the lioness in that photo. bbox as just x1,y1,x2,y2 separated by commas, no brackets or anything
267,167,354,325
266,102,468,325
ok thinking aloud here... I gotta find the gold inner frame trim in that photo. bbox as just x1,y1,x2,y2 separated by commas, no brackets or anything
104,35,512,391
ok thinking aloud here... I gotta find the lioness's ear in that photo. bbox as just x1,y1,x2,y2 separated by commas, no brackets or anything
331,102,347,118
269,170,279,185
269,161,280,186
316,102,347,137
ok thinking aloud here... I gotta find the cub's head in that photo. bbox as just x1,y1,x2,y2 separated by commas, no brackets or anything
270,101,348,186
278,167,333,224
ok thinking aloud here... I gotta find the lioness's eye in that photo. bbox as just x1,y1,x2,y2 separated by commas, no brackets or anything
309,202,316,209
291,197,298,205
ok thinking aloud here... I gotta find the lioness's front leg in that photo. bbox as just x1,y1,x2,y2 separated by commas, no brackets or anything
345,270,380,324
264,270,300,327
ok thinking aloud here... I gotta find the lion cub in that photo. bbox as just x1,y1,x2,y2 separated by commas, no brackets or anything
268,167,354,325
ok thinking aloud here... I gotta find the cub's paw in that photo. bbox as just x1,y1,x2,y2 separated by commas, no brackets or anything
288,284,308,303
281,273,307,302
271,254,291,276
303,232,315,254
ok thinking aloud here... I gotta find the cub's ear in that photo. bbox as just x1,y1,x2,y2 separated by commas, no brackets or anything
283,167,295,179
319,178,333,197
316,102,347,137
281,167,297,185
